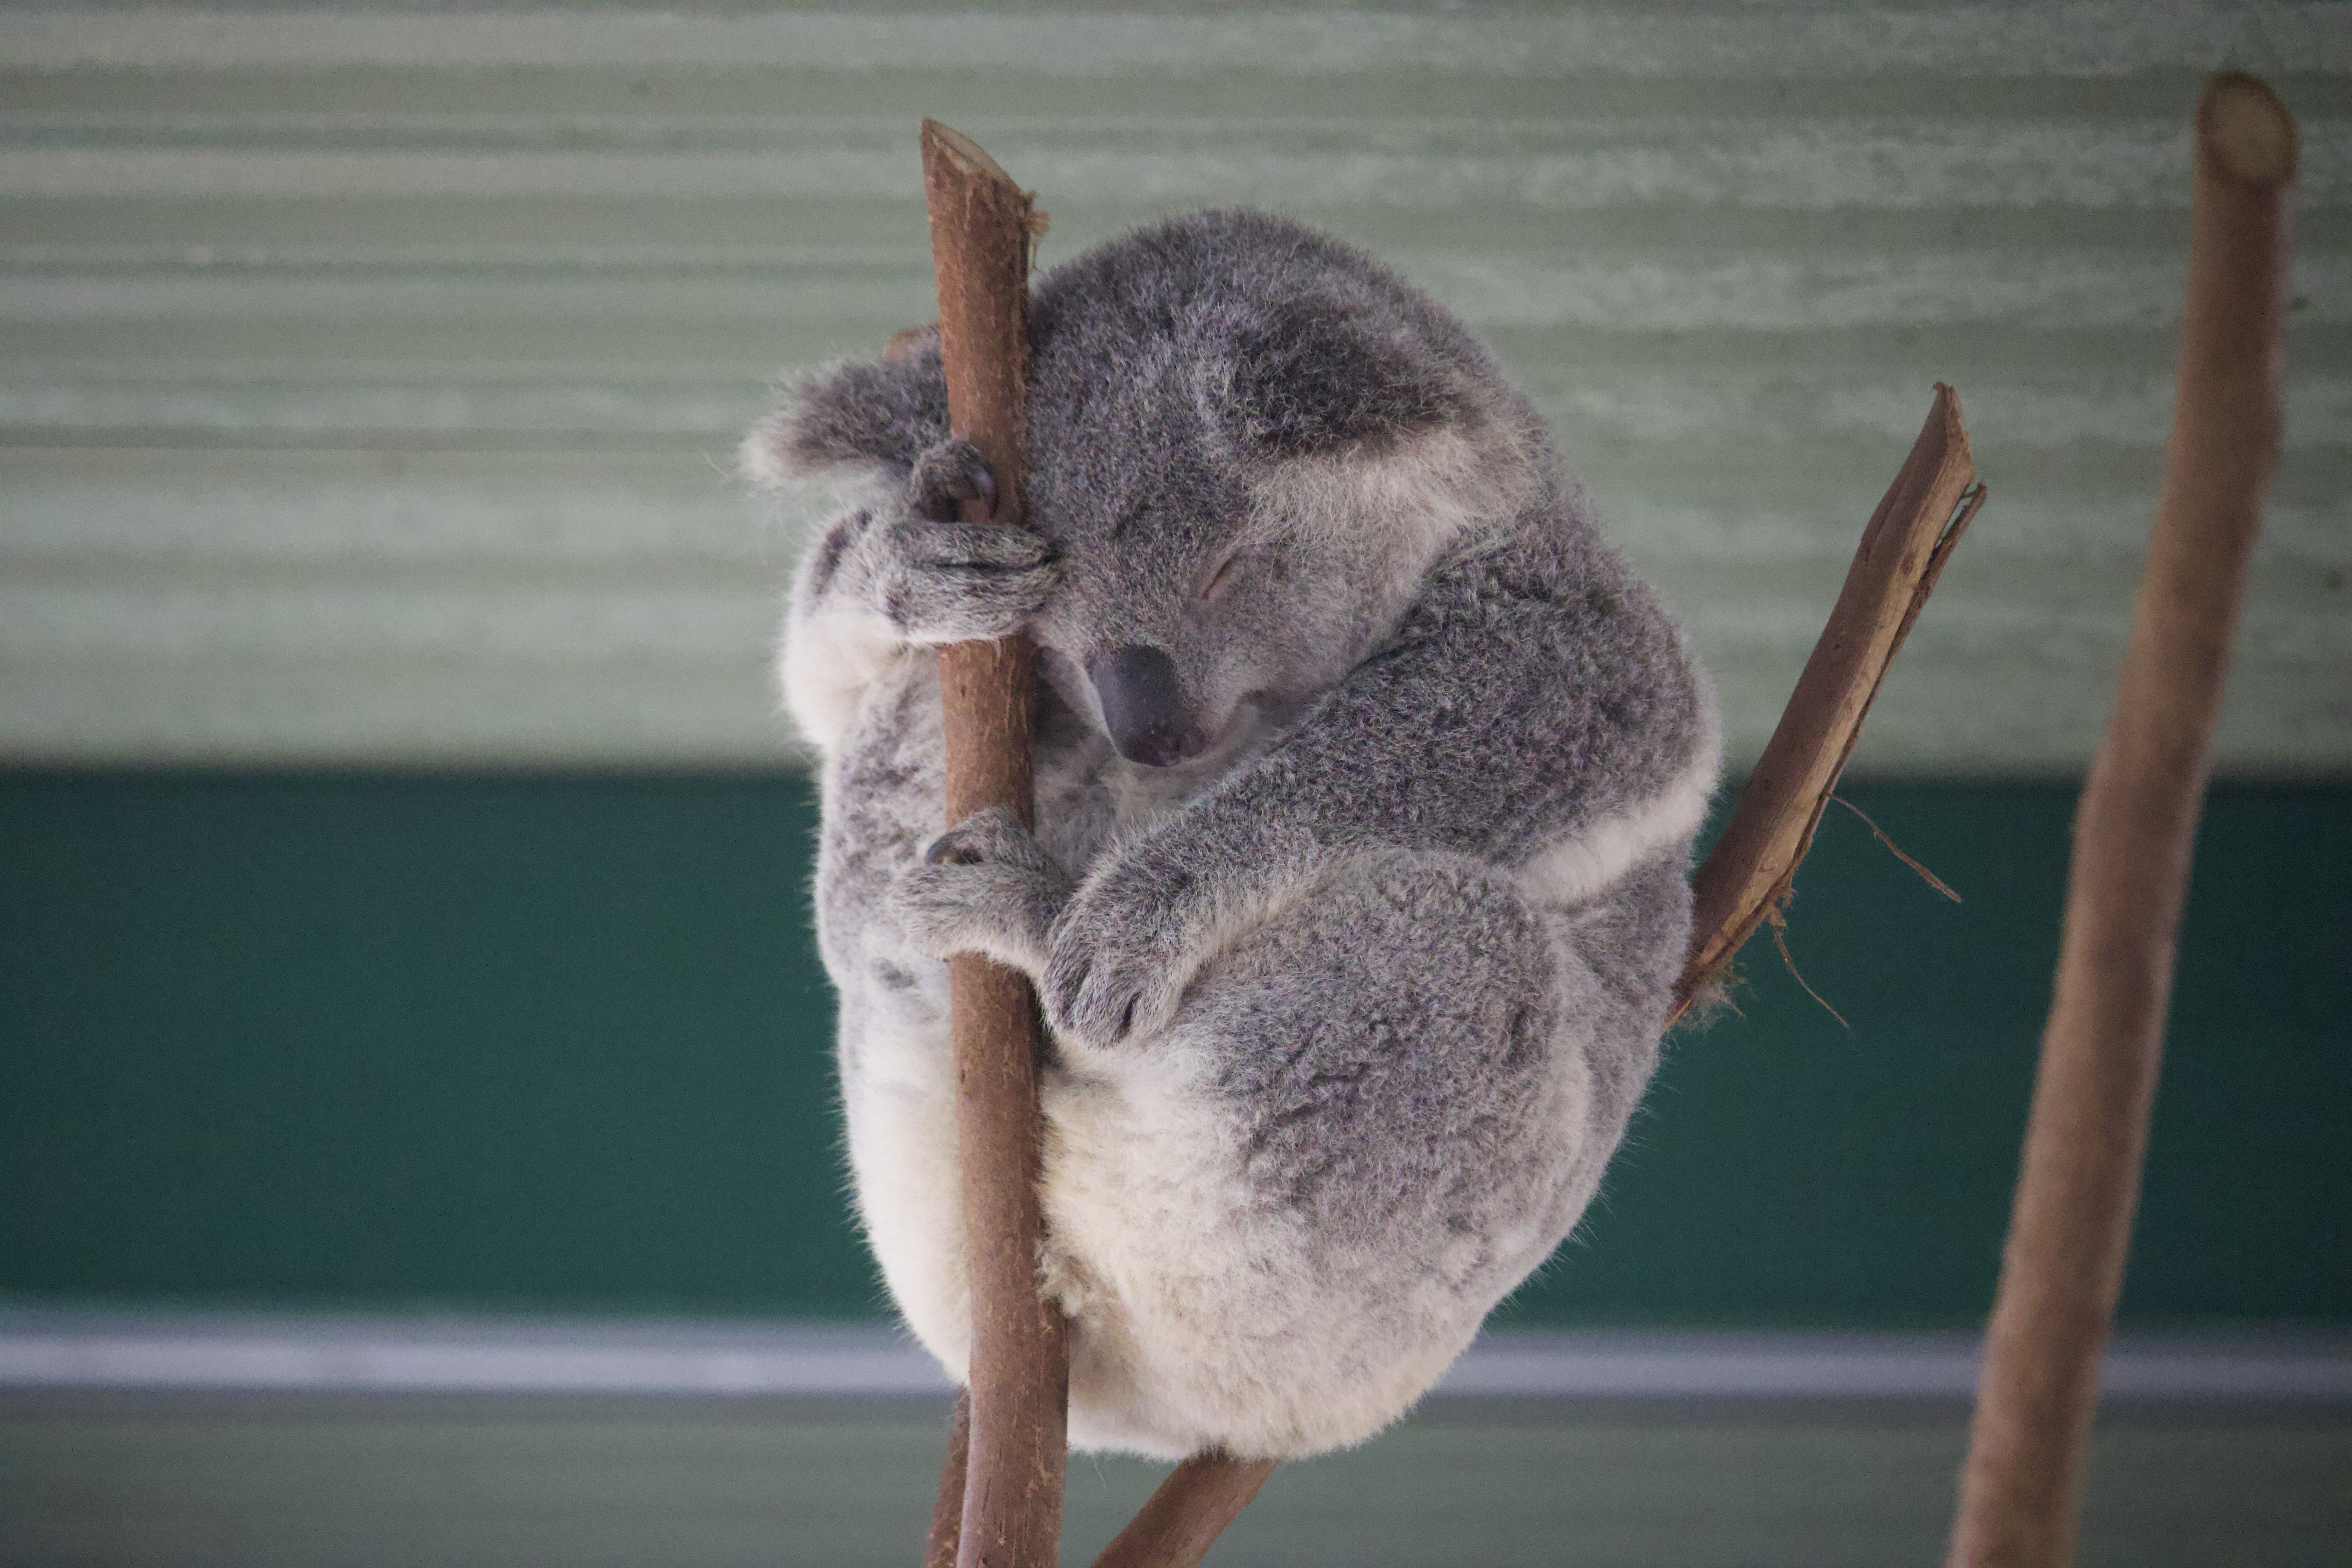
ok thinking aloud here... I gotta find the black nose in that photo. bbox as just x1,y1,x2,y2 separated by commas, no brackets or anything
1088,645,1208,768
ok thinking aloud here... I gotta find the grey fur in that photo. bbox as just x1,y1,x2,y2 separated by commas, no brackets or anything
749,211,1720,1461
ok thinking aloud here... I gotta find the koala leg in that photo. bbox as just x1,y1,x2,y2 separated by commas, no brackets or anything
849,804,1072,1384
1040,847,1642,1462
839,1023,975,1381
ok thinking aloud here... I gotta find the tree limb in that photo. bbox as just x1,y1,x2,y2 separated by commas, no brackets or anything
920,118,1068,1568
1946,73,2296,1568
1089,1451,1278,1568
1669,385,1983,1028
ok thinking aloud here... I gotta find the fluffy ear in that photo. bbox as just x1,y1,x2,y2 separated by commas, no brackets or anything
1227,298,1469,459
740,327,950,488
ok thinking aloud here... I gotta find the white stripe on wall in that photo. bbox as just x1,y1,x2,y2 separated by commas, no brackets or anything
1,1316,2344,1403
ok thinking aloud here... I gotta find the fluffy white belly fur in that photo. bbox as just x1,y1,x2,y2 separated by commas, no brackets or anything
840,936,1603,1463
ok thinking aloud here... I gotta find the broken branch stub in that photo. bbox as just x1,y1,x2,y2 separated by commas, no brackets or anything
919,118,1069,1568
1668,385,1984,1028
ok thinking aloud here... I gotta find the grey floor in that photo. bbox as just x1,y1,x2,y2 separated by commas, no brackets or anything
4,1391,2345,1568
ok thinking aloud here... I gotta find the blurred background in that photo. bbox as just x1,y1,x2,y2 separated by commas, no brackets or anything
1,3,2345,1564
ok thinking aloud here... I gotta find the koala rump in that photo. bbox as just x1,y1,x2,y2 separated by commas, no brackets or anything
748,209,1720,1460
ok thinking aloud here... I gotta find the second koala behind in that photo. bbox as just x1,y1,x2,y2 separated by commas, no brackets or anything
748,211,1719,1461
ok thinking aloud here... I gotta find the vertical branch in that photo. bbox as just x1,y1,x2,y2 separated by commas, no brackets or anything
1947,73,2296,1568
921,119,1069,1568
925,1393,973,1568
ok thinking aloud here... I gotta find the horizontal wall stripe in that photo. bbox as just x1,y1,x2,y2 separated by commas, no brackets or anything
5,7,2345,79
4,119,2345,206
5,256,2347,331
0,380,779,443
0,668,805,768
3,1315,2344,1403
0,586,777,662
0,454,780,564
10,482,2342,587
5,375,2347,454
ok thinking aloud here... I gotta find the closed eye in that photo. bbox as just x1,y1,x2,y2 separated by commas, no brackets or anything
1199,548,1244,606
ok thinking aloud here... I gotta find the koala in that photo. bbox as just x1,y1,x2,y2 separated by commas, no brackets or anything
744,211,1720,1462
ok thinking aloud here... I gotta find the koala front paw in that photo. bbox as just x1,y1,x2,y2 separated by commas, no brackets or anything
891,806,1073,975
871,483,1057,645
1041,858,1200,1050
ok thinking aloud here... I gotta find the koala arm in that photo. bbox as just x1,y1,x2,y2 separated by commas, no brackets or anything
776,443,1059,755
757,343,1064,755
1045,530,1720,1047
1224,540,1717,867
777,508,903,752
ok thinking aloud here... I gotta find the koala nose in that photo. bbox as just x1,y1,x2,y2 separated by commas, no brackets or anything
1088,645,1209,768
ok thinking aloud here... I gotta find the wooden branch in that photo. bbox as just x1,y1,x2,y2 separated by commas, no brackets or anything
1090,389,1985,1567
1946,73,2296,1568
1090,1452,1278,1568
1667,385,1983,1028
920,118,1069,1568
925,1392,972,1568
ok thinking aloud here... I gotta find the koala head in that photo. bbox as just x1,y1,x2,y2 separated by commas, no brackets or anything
753,211,1543,769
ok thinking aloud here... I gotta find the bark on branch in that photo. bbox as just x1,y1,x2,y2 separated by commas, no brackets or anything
1089,1452,1279,1568
1669,385,1983,1028
920,118,1068,1568
1946,73,2296,1568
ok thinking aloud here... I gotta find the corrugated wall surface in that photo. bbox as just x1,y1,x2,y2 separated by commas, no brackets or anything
4,3,2345,770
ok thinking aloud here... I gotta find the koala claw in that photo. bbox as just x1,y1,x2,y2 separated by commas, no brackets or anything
909,437,999,523
1041,889,1194,1050
893,806,1071,974
925,833,985,867
1044,947,1176,1051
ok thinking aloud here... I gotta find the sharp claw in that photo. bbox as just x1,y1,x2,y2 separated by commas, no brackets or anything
926,835,982,866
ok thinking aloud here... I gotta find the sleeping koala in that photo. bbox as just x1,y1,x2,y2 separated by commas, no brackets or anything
744,211,1719,1462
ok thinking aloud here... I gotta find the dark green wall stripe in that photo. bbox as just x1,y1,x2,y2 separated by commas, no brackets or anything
1,773,2344,1327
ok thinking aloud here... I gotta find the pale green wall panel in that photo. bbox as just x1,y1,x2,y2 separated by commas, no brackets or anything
2,3,2345,769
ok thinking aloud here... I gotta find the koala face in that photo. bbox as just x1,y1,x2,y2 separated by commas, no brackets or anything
1015,212,1533,770
757,211,1540,771
1023,367,1425,769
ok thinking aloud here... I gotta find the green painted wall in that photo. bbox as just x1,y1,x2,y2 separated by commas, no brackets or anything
4,772,2342,1327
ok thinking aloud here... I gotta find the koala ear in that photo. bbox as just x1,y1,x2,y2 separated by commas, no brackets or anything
740,327,950,488
1227,298,1469,459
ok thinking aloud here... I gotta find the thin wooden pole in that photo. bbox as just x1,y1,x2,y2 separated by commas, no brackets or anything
920,119,1069,1568
925,1393,973,1568
1090,388,1987,1568
1945,73,2296,1568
